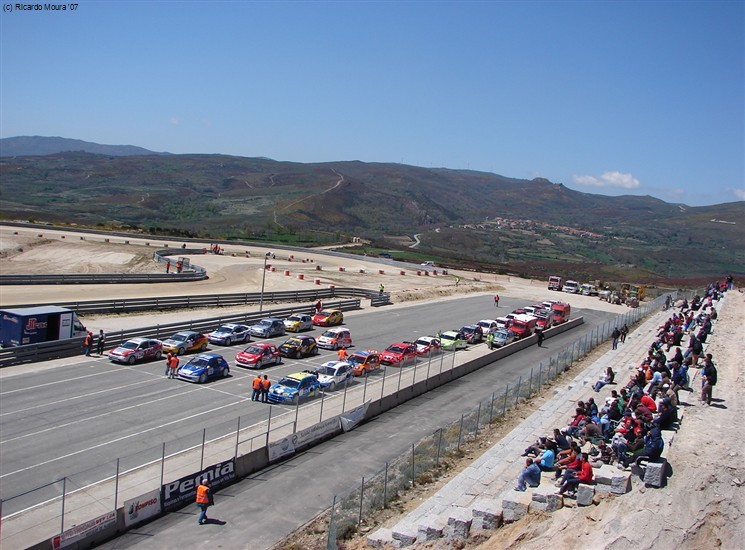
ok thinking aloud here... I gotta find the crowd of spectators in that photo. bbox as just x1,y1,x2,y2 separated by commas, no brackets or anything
515,279,729,497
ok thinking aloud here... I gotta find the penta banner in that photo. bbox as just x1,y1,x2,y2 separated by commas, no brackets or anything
161,459,235,512
123,489,161,527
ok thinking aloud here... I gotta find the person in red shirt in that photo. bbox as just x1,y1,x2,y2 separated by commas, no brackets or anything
557,452,593,495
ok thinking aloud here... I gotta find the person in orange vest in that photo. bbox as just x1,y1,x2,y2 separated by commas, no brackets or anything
252,374,262,401
167,353,180,379
195,478,213,525
261,374,271,403
337,346,348,361
83,331,94,356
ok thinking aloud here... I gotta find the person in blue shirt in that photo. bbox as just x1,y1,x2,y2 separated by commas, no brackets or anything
515,458,541,491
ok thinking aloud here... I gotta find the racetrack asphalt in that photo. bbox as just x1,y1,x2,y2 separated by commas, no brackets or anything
72,299,618,550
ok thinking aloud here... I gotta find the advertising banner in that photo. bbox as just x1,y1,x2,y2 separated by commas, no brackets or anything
340,401,370,432
161,459,235,512
268,416,341,463
51,510,116,549
124,489,161,527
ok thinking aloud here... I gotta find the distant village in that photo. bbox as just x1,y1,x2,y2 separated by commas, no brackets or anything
463,217,606,240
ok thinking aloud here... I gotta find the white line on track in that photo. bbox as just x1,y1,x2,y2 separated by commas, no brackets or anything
0,395,252,479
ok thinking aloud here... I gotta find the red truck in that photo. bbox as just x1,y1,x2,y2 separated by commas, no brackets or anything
551,302,571,324
509,314,537,340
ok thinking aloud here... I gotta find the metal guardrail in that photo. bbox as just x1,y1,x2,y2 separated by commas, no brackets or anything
0,299,362,368
4,287,390,315
0,248,208,285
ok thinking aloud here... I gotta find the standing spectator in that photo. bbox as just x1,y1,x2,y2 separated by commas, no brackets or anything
195,478,214,525
167,353,180,379
176,260,183,273
315,300,323,314
700,354,717,405
486,331,495,350
251,374,262,401
620,324,629,343
96,329,106,356
166,260,171,273
515,457,541,491
611,327,621,350
536,328,544,347
337,347,348,361
494,294,500,307
454,276,461,287
83,331,94,356
379,283,385,295
261,375,271,403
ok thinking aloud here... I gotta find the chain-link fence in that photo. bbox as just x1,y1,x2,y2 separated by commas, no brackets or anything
326,293,676,543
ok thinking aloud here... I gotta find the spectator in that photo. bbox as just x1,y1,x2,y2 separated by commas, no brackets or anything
96,329,106,355
700,354,717,405
556,452,593,495
83,331,93,356
593,366,615,392
515,458,541,491
611,327,621,350
261,375,271,403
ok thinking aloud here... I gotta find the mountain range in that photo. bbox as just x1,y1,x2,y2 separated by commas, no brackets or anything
0,136,742,283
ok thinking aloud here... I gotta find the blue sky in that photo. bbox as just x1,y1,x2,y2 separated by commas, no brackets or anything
1,1,743,206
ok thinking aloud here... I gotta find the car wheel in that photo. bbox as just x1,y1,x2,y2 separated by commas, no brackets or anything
225,338,231,347
295,350,301,359
178,347,185,356
155,351,162,360
128,356,135,365
200,343,207,351
329,382,336,392
222,367,229,378
274,356,281,365
333,342,339,350
199,373,207,383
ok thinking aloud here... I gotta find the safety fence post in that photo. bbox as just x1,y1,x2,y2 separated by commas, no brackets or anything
514,376,522,406
489,391,496,422
475,402,481,435
160,443,166,488
60,477,67,533
342,378,350,412
436,429,443,467
293,399,300,433
411,443,416,486
397,363,404,393
383,462,389,507
362,371,369,402
327,495,336,549
114,458,120,510
234,416,241,460
358,477,365,525
319,388,326,422
502,384,509,415
457,414,464,451
200,428,206,470
538,362,543,391
528,367,533,396
266,406,273,447
380,366,388,399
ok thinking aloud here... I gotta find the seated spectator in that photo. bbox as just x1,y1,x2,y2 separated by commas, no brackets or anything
534,440,557,471
654,401,677,430
619,426,664,468
593,366,615,392
586,397,599,419
579,420,603,445
553,428,571,451
515,457,541,491
589,440,615,468
554,441,580,479
556,452,593,495
566,408,587,437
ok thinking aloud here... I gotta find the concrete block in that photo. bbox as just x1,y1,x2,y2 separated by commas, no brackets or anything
594,464,617,486
530,485,563,512
417,515,447,541
391,524,418,547
445,507,473,539
577,484,595,506
611,470,632,494
367,528,397,548
471,497,503,530
502,491,532,523
643,461,667,488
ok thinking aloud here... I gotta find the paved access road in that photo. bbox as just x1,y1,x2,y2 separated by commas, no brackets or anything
0,294,616,519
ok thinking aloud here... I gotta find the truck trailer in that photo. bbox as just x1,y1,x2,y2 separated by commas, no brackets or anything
0,306,87,347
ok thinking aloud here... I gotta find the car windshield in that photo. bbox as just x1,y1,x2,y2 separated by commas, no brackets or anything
287,316,302,322
278,378,301,388
440,334,456,341
244,346,264,354
214,327,231,334
187,357,210,368
415,339,432,346
347,355,363,365
284,339,301,346
386,345,405,353
317,366,338,376
321,330,338,338
461,327,475,334
318,311,332,317
170,334,188,342
120,341,138,350
495,331,510,339
258,320,272,327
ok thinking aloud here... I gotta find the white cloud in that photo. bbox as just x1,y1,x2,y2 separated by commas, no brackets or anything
169,116,180,126
572,171,641,189
732,188,745,200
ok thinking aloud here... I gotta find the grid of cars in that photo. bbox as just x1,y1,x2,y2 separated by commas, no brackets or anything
104,301,569,404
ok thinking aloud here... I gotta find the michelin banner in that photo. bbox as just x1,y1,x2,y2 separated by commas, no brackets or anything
340,401,370,432
124,489,161,527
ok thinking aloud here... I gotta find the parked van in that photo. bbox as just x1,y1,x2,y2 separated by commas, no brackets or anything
509,314,537,339
562,280,580,294
551,302,571,324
